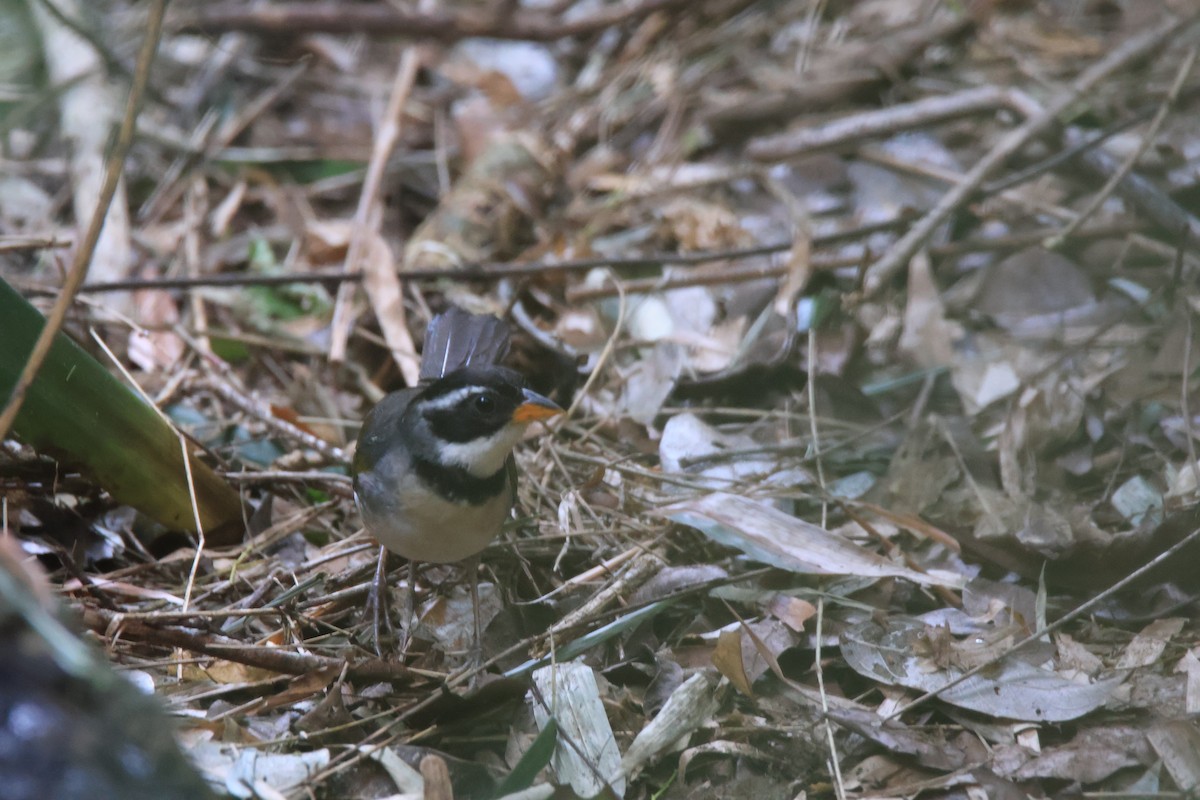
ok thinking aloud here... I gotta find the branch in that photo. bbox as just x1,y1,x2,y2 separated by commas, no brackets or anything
180,0,695,42
79,606,418,683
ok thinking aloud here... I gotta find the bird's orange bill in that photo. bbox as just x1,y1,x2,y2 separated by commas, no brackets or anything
513,389,564,423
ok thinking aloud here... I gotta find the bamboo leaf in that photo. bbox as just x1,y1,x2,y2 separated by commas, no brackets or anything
0,278,244,543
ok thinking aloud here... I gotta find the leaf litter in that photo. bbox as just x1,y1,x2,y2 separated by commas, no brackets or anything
3,1,1200,798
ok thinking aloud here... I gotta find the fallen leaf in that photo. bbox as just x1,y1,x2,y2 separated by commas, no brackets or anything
1115,618,1185,669
529,661,625,797
712,628,753,697
661,492,962,587
841,618,1121,722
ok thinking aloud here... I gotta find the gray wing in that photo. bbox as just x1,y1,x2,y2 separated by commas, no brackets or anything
419,306,511,381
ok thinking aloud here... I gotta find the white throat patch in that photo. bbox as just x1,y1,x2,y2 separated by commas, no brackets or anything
439,423,527,476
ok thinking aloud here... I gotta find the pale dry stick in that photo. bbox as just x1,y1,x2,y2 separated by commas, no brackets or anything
140,110,217,220
747,85,1011,162
534,271,626,569
178,32,249,113
87,329,208,674
177,436,205,618
863,11,1200,295
0,236,71,253
937,418,1000,524
890,524,1200,722
814,597,847,800
538,551,664,647
1047,46,1199,249
794,0,828,75
183,178,211,355
31,0,132,299
565,255,867,302
560,449,745,495
221,469,354,487
201,374,348,463
328,46,424,370
86,331,210,537
1184,305,1200,500
80,606,415,681
567,269,628,419
544,546,640,597
187,0,700,41
856,144,1075,223
0,0,164,442
299,539,376,572
929,221,1145,258
107,606,296,622
1071,132,1200,242
1127,232,1200,272
806,329,827,529
541,446,599,575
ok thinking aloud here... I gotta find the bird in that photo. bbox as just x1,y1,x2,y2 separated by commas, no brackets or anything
352,307,563,658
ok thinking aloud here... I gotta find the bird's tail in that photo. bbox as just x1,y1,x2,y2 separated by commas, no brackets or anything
419,306,511,381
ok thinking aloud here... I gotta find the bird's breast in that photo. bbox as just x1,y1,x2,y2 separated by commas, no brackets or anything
355,465,513,564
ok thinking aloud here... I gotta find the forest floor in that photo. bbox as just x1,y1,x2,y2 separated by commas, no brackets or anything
4,0,1200,798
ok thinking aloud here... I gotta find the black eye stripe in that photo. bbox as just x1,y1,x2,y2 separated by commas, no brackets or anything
414,365,530,443
419,366,525,404
422,388,519,443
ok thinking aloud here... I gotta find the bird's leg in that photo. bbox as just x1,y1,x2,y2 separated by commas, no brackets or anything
400,558,418,654
367,544,393,657
465,554,484,666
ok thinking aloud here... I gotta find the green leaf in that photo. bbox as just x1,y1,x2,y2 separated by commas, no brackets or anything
503,597,680,679
0,277,244,542
493,717,558,798
238,237,332,326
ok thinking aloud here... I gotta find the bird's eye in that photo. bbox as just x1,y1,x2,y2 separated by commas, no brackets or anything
473,394,495,413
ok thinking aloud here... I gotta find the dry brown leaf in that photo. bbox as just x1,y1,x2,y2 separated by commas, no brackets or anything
263,665,342,710
1148,722,1200,792
712,629,753,697
898,250,958,368
842,618,1122,722
766,595,816,633
1115,617,1186,669
202,658,277,684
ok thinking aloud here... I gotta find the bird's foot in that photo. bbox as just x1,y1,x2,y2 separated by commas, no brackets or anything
364,545,396,657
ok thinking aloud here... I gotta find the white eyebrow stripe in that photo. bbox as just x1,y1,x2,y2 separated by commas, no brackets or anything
421,386,477,412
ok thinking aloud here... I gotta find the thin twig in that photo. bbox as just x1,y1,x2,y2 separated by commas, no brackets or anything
863,11,1200,295
183,0,699,42
565,253,864,303
887,523,1200,720
63,216,910,295
1047,47,1199,248
79,606,417,682
139,58,311,223
0,236,72,253
747,85,1011,162
200,374,348,464
328,44,423,372
0,0,164,441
